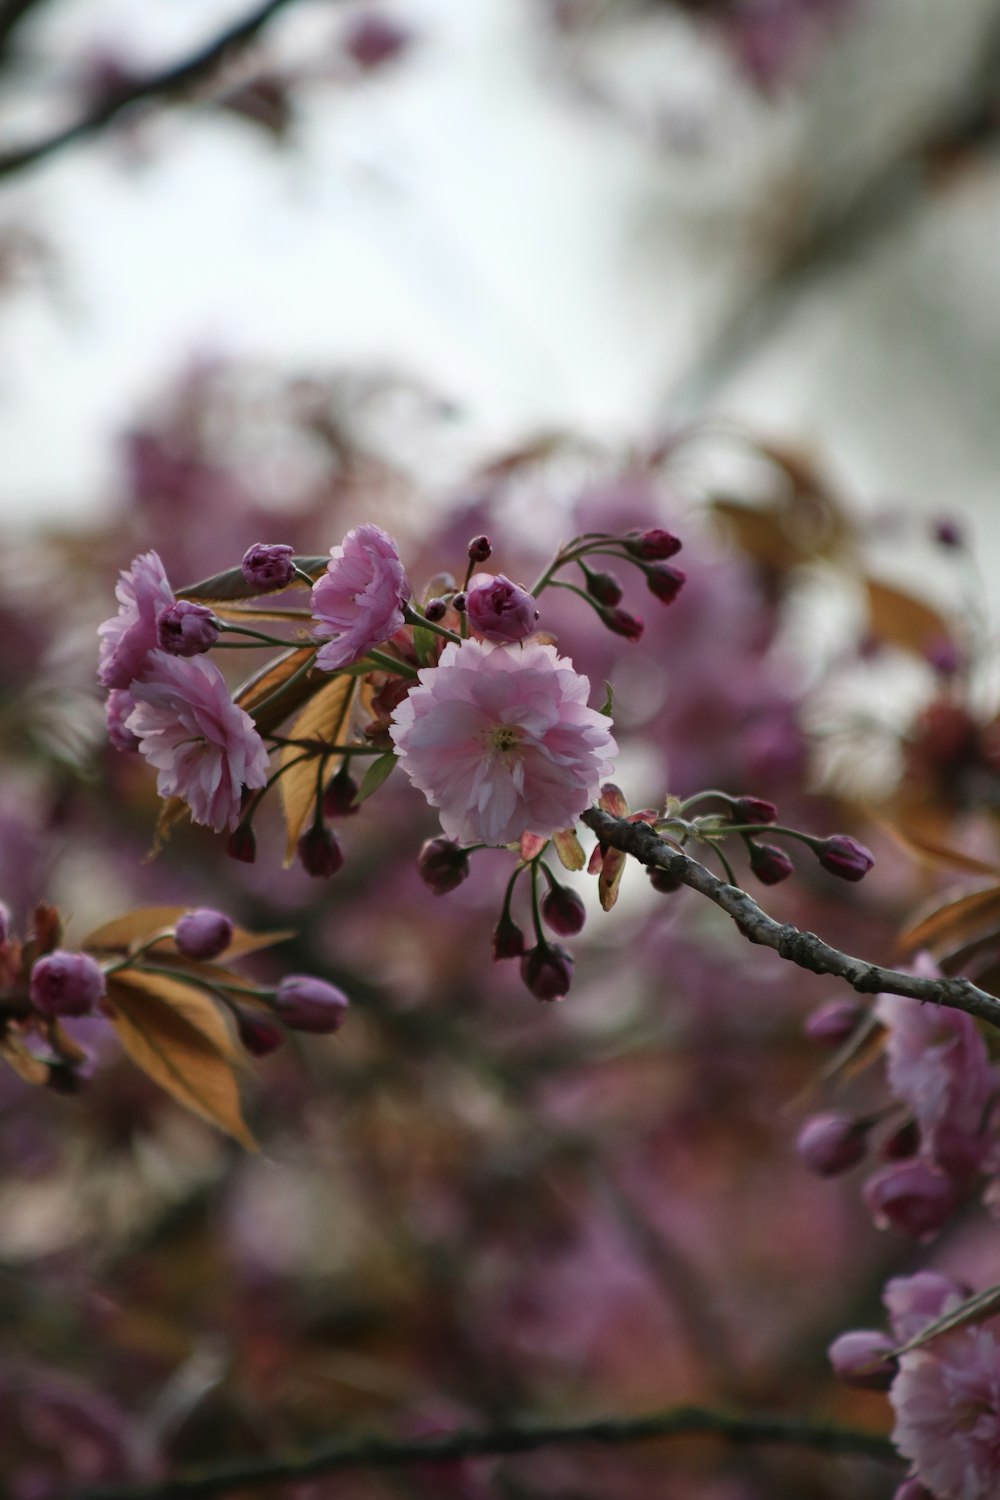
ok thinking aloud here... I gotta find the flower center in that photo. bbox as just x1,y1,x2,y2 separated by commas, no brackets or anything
487,724,523,755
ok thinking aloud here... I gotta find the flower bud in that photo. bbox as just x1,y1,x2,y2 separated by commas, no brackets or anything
881,1121,920,1161
540,883,586,937
342,11,412,70
235,1008,285,1056
648,866,682,893
599,606,644,642
520,943,574,1002
273,975,349,1033
932,518,963,549
106,689,140,752
804,999,863,1045
731,796,778,826
323,767,360,818
467,535,492,562
227,823,257,863
816,834,875,882
827,1330,898,1390
644,563,686,605
466,574,539,644
30,950,107,1018
748,841,794,885
417,837,470,895
156,601,219,656
492,912,525,960
624,528,682,561
423,598,448,623
174,908,233,961
582,566,624,608
862,1160,961,1241
452,591,467,613
297,826,345,878
241,543,295,591
796,1112,868,1176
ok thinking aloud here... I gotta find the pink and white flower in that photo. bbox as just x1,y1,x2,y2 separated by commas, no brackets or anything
389,637,617,847
126,651,269,832
98,550,175,689
311,524,411,672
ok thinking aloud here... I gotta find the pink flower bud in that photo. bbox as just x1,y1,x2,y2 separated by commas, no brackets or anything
106,689,140,752
804,998,864,1045
30,950,107,1018
624,528,682,560
466,574,539,644
648,866,682,893
323,767,360,818
644,563,686,605
241,543,295,591
541,883,586,937
227,824,257,863
423,598,448,623
863,1160,961,1240
273,975,349,1033
748,841,794,885
492,912,525,960
235,1009,285,1056
174,908,233,961
796,1112,868,1176
467,535,492,562
732,795,778,825
342,11,412,70
827,1330,898,1390
297,826,345,878
583,567,624,607
520,943,574,1002
816,834,875,882
417,837,470,895
156,601,219,656
600,606,644,642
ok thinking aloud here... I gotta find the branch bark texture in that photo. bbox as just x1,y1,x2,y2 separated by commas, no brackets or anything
74,1406,896,1500
582,807,1000,1032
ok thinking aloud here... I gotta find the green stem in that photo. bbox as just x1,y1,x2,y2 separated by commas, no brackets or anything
101,928,176,977
126,961,272,1002
219,622,298,648
366,648,419,679
712,843,739,887
402,603,462,645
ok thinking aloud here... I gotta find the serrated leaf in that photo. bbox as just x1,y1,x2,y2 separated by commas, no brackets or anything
107,973,255,1148
234,646,322,736
353,752,397,806
178,556,329,604
598,847,628,911
0,1035,50,1085
279,675,357,863
891,1283,1000,1359
552,827,586,872
871,813,1000,878
865,577,953,658
898,883,1000,958
82,906,291,960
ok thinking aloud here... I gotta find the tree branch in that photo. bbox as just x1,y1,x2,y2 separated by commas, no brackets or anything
582,808,1000,1031
74,1406,896,1500
0,0,309,179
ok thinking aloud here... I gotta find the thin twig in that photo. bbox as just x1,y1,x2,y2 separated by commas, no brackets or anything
582,808,1000,1032
0,0,309,179
73,1405,896,1500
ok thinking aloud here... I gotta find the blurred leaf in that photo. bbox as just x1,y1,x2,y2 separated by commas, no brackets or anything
0,1035,49,1086
150,795,191,857
599,681,614,717
711,499,810,570
552,827,586,872
898,882,1000,958
865,577,953,657
598,847,627,912
108,972,255,1148
280,675,357,863
353,752,397,806
891,1282,1000,1358
178,556,328,603
872,813,1000,877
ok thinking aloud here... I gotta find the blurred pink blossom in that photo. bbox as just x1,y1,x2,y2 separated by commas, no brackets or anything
127,651,269,831
389,637,617,846
312,524,411,671
97,550,174,689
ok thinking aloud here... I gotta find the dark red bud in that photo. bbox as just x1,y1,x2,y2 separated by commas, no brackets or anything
582,567,624,607
816,835,875,883
796,1112,868,1176
297,825,345,878
323,767,360,818
423,598,448,623
932,518,963,549
417,837,470,895
748,841,795,885
644,563,686,605
235,1009,286,1056
227,824,257,863
732,795,778,825
600,606,644,642
520,943,574,1002
624,528,682,561
540,883,587,937
452,592,467,613
467,535,492,562
648,866,683,893
492,913,525,960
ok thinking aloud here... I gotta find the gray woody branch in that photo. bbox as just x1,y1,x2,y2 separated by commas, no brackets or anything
73,1406,895,1500
582,807,1000,1032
